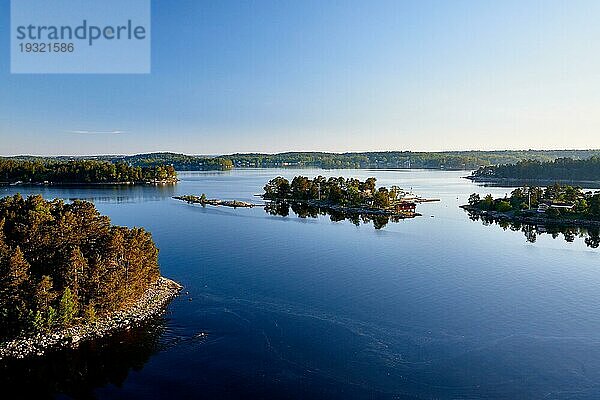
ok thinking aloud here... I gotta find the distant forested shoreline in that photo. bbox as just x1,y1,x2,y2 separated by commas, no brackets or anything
5,149,600,172
226,150,600,169
469,157,600,184
0,159,177,184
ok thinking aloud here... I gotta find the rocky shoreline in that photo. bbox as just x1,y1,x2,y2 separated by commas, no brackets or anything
174,195,258,208
0,277,183,360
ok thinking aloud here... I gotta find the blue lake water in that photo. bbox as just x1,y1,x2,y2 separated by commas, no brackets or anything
2,169,600,399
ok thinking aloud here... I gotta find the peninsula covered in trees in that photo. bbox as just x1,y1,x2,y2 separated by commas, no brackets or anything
0,194,181,358
0,159,177,185
469,157,600,185
463,184,600,228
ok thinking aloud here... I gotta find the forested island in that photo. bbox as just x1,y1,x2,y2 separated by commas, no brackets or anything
262,176,429,218
468,157,600,186
0,159,177,185
0,194,181,359
463,184,600,229
172,176,426,229
7,153,233,172
174,176,433,228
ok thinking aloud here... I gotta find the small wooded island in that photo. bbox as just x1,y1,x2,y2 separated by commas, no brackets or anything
174,194,256,208
172,176,437,229
463,183,600,228
0,159,178,185
0,194,181,359
262,176,433,217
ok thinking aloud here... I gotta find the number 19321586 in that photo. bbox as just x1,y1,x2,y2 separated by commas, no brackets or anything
19,43,75,53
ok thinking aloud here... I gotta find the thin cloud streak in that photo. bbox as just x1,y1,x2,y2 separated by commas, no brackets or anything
66,130,127,135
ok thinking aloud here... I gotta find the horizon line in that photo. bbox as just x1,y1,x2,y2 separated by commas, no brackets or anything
2,148,600,158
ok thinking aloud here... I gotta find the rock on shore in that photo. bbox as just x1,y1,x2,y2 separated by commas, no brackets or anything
0,277,183,360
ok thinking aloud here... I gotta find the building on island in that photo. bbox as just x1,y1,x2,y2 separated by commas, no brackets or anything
537,202,575,213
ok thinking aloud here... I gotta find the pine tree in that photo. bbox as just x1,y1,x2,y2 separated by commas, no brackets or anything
46,306,57,329
0,247,32,333
0,220,11,309
58,288,78,326
34,275,56,313
28,309,44,332
0,218,9,255
6,247,30,291
65,246,87,298
84,302,97,324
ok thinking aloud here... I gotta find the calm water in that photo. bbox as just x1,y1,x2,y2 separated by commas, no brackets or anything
2,169,600,399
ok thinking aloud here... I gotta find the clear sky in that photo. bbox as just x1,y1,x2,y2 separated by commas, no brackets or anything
1,0,600,155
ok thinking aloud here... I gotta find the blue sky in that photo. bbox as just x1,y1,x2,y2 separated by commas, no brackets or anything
1,0,600,155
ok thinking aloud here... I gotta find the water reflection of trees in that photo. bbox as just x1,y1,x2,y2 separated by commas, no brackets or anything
0,317,166,398
2,183,177,204
265,201,410,229
466,211,600,248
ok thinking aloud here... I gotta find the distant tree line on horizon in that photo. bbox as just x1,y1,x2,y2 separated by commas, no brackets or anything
106,153,233,171
0,194,161,339
471,157,600,182
0,159,177,184
227,150,600,169
7,150,600,172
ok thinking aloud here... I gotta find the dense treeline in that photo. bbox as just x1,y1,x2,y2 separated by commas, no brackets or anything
0,159,177,184
263,176,407,209
471,157,600,181
229,150,600,169
107,153,233,171
8,150,600,173
0,195,160,339
467,184,600,219
8,153,232,172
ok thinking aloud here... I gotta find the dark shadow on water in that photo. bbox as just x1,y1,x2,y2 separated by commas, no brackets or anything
465,210,600,248
0,317,166,399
